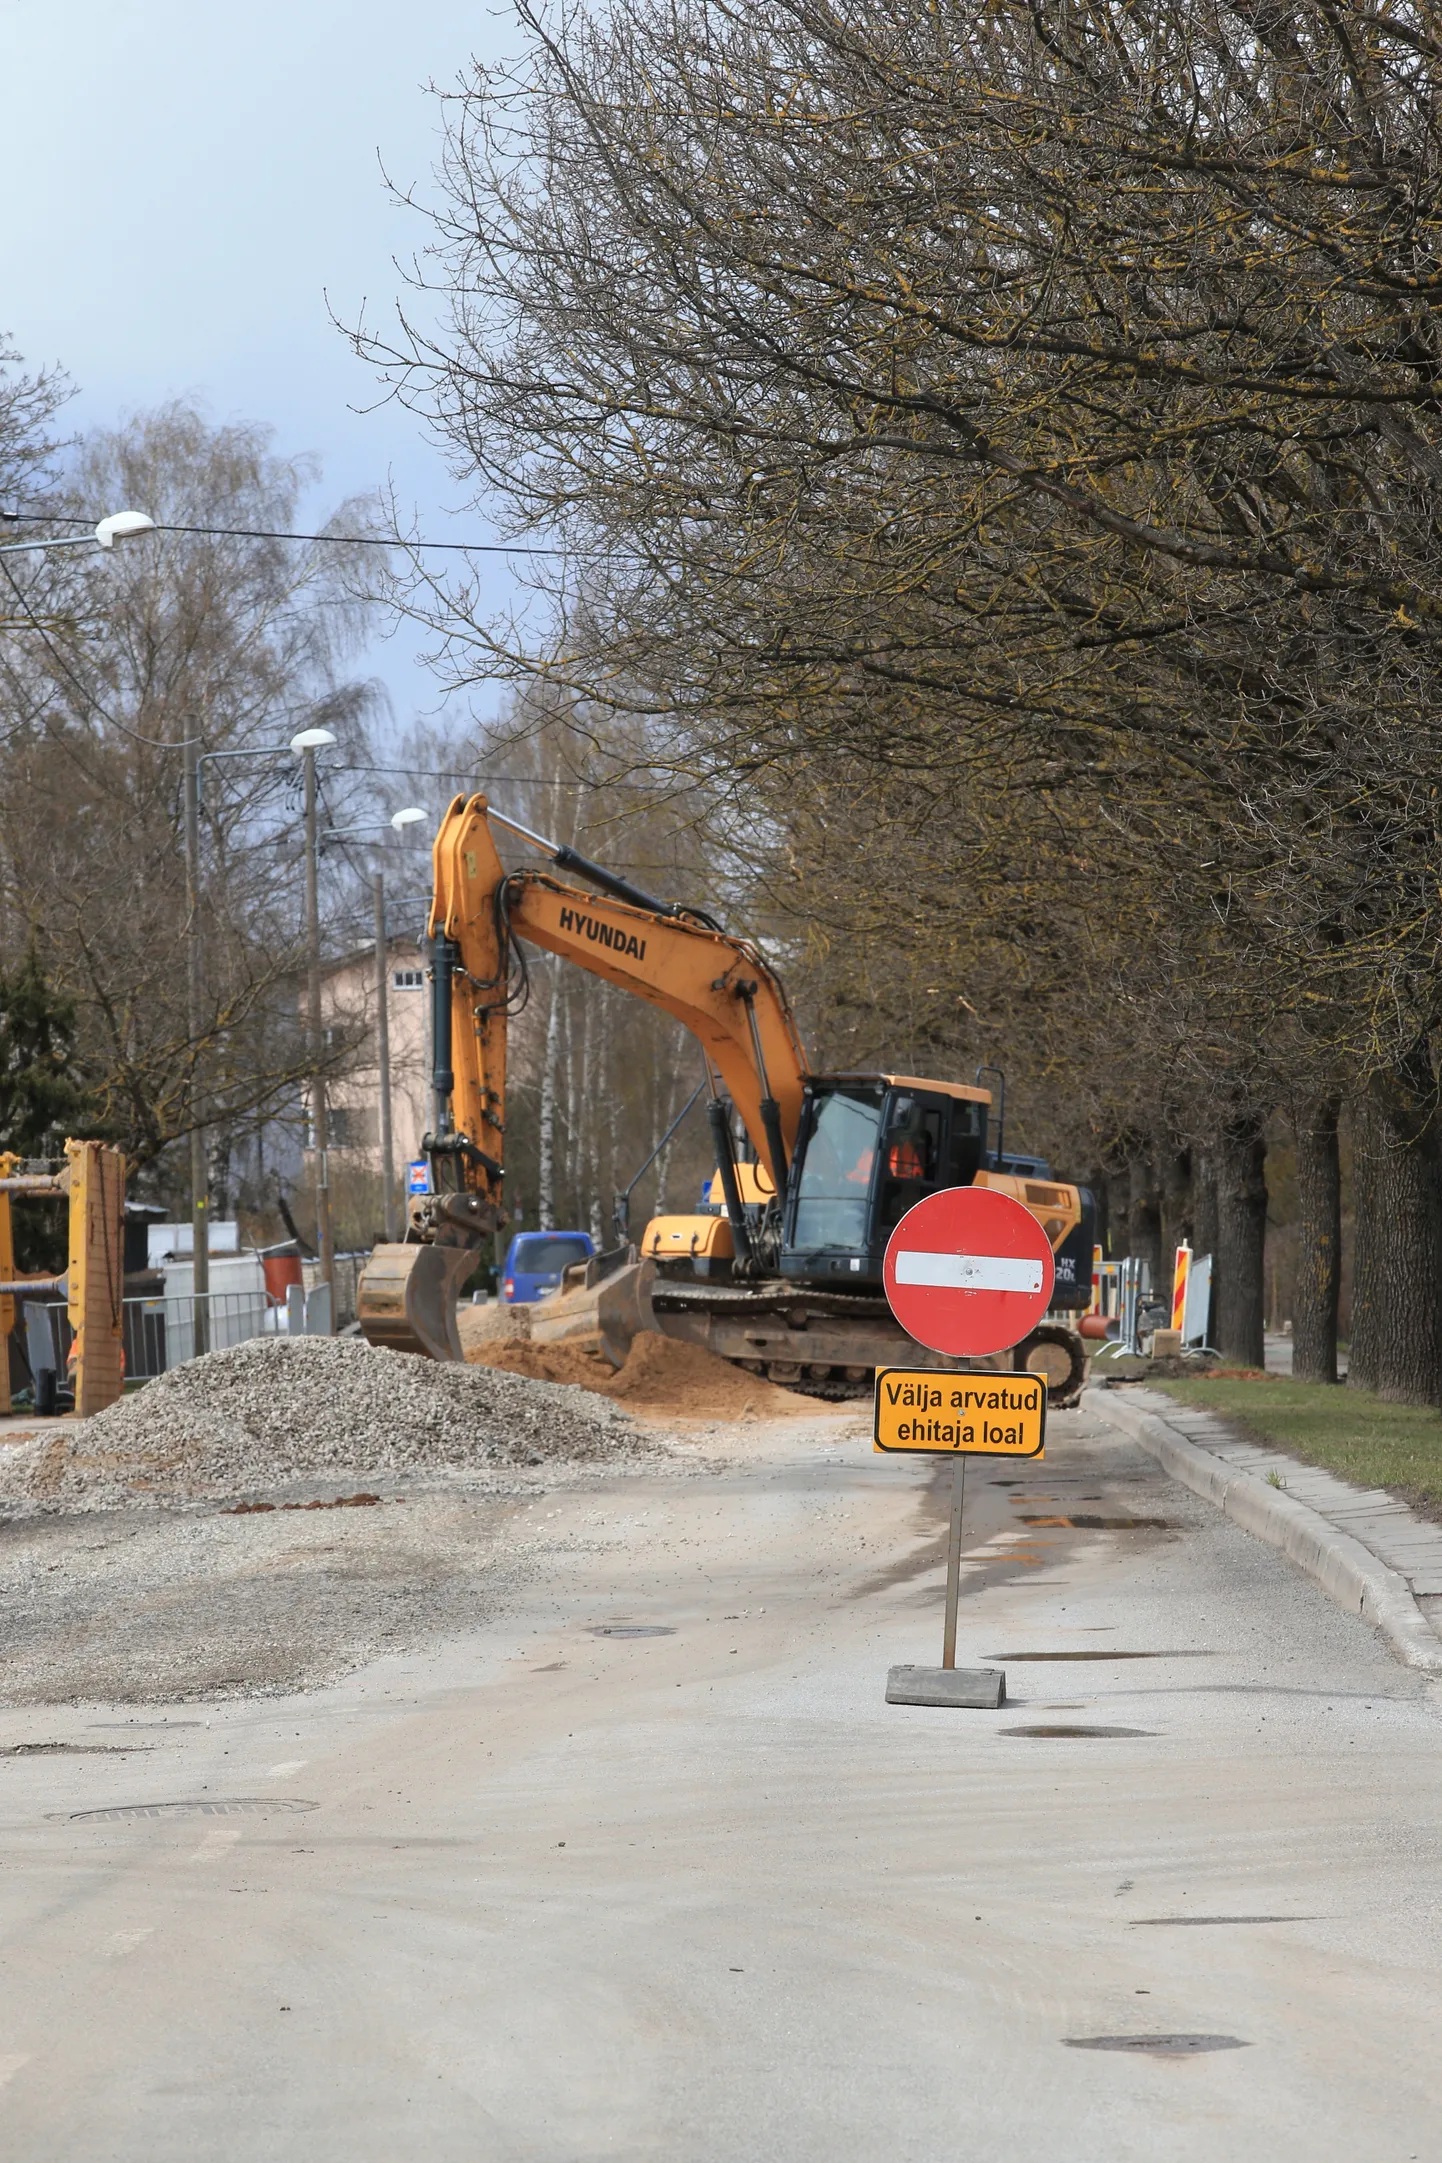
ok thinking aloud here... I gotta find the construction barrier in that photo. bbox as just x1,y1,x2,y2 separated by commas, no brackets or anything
0,1141,127,1418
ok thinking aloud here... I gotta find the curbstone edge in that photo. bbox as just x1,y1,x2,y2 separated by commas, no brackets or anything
1082,1383,1442,1676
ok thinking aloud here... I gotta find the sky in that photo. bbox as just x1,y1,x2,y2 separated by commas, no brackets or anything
0,0,522,740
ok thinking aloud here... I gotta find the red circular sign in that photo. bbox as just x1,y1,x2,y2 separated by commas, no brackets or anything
882,1186,1055,1357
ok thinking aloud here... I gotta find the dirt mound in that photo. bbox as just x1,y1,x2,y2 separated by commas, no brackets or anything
458,1299,531,1354
605,1332,811,1419
0,1333,656,1516
467,1339,620,1392
466,1327,811,1421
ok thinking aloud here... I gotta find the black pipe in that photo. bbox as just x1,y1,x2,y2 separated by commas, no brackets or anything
550,842,721,932
758,1096,789,1197
551,843,680,919
706,1098,755,1272
431,934,458,1125
975,1063,1006,1167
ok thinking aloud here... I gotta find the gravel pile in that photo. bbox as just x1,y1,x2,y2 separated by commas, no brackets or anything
0,1334,658,1516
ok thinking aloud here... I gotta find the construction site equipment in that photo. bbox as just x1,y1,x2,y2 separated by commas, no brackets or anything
356,799,1096,1404
0,1140,127,1416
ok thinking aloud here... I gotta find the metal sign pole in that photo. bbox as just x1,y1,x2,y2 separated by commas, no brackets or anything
876,1183,1056,1714
941,1457,967,1669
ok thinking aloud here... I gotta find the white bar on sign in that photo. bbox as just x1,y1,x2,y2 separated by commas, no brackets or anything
895,1250,1044,1294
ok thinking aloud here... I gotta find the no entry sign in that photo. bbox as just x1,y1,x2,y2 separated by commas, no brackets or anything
882,1185,1055,1357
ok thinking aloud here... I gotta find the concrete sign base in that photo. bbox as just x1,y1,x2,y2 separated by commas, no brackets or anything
886,1663,1006,1709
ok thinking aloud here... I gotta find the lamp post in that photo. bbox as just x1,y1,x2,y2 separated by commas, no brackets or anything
182,734,210,1351
0,510,156,558
292,726,338,1318
320,805,426,1242
182,732,326,1343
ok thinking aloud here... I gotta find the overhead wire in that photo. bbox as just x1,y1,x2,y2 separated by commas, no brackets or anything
0,510,567,557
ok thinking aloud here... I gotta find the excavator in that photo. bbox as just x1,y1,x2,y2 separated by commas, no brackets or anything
356,797,1095,1405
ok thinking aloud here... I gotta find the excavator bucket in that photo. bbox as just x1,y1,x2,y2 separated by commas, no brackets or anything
355,1243,478,1362
528,1255,659,1370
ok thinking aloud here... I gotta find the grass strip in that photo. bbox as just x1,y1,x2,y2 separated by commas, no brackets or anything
1152,1376,1442,1521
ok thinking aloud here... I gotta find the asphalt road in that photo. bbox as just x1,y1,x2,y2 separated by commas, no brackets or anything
2,1402,1440,2160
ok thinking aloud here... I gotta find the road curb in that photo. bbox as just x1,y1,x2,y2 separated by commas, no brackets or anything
1082,1384,1442,1676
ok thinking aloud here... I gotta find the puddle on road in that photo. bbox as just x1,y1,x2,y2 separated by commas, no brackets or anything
88,1721,205,1730
588,1625,676,1639
1019,1515,1171,1530
1003,1724,1157,1738
1065,2034,1249,2055
1130,1915,1310,1927
2,1742,150,1757
69,1797,319,1822
988,1650,1213,1663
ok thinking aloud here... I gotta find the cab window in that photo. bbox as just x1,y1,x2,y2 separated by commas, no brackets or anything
791,1088,883,1248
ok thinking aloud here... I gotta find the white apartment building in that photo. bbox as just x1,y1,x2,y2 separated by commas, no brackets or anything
318,937,431,1214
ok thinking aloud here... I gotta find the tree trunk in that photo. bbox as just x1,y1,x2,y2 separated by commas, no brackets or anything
1101,1156,1129,1257
1127,1151,1163,1290
1291,1098,1340,1386
1161,1146,1193,1264
1192,1146,1219,1268
1214,1115,1267,1367
1348,1068,1442,1404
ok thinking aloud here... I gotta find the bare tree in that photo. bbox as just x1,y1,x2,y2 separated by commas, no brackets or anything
0,401,386,1201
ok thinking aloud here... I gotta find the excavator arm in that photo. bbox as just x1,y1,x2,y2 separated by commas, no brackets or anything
430,794,805,1185
358,793,806,1358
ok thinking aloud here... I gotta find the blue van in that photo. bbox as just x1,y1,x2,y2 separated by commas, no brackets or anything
501,1229,595,1303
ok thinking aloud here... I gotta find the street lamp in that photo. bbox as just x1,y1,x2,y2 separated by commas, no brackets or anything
183,729,335,1346
291,727,339,1318
317,804,428,1242
0,510,156,558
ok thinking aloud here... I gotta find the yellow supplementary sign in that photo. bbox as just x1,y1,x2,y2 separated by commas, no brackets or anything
873,1369,1046,1457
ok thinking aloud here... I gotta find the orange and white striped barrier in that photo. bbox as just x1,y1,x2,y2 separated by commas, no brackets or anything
1171,1244,1191,1335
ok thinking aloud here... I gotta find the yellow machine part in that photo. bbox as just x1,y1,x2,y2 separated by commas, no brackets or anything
705,1162,775,1208
643,1158,778,1262
642,1213,735,1263
64,1140,127,1417
973,1169,1082,1253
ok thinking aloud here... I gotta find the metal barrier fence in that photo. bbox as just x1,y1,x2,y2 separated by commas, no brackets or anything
27,1288,278,1387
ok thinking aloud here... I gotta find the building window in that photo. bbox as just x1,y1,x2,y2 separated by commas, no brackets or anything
329,1106,379,1149
393,968,423,989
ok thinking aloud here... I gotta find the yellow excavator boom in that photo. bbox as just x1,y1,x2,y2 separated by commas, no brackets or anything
428,794,806,1187
360,793,806,1358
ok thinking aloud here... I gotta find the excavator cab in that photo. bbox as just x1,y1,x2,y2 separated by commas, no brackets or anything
780,1076,989,1286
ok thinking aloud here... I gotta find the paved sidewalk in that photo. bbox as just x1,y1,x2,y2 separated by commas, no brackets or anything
1088,1384,1442,1668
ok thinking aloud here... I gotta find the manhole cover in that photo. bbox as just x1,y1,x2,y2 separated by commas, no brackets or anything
69,1797,318,1822
588,1626,675,1638
1065,2034,1248,2055
1003,1725,1157,1738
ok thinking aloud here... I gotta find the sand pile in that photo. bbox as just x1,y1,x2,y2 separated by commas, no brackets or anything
467,1327,811,1421
0,1333,656,1516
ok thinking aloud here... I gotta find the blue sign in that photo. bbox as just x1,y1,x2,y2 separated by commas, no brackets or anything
406,1158,431,1196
